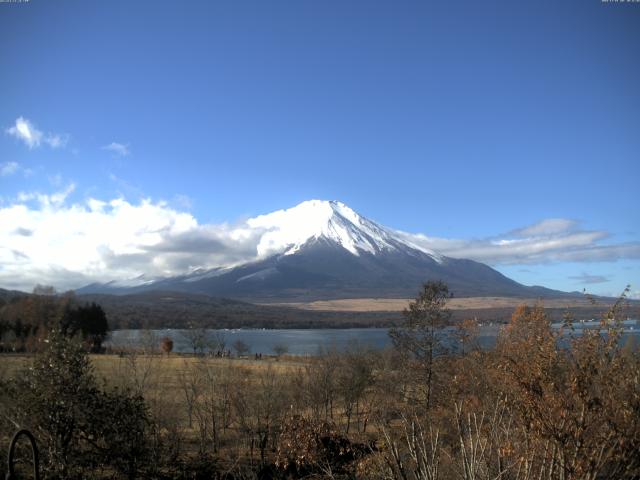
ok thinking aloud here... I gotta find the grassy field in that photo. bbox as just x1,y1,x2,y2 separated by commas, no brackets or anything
2,311,638,480
263,295,629,311
1,352,308,379
0,351,326,477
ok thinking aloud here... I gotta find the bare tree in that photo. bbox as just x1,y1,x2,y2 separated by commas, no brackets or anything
233,339,250,357
177,360,201,429
454,318,479,355
139,329,160,355
232,366,287,466
208,330,227,355
183,325,208,356
379,414,441,480
272,343,288,359
305,349,339,422
336,347,374,434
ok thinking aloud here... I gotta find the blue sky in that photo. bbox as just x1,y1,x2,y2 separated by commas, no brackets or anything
0,0,639,296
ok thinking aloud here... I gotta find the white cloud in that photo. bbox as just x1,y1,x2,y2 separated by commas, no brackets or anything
0,161,20,176
6,117,42,148
512,218,578,237
5,117,68,149
568,272,610,284
102,142,130,157
174,194,193,209
0,191,260,291
0,193,638,293
108,173,144,198
45,133,69,149
394,218,640,265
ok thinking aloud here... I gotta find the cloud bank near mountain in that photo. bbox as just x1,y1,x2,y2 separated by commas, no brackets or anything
1,189,638,292
395,221,640,265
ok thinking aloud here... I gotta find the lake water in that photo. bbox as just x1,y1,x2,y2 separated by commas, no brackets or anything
106,319,639,356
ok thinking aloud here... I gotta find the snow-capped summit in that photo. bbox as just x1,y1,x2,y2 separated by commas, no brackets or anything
247,199,442,260
77,200,566,300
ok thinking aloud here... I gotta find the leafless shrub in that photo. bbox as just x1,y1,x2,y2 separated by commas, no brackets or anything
379,414,441,480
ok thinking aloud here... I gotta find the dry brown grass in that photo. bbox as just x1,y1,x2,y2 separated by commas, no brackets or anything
0,351,318,476
263,296,603,312
0,353,30,379
0,353,309,391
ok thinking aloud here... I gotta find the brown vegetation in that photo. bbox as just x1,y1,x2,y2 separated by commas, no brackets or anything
263,296,629,312
0,293,109,353
0,283,638,479
160,336,174,355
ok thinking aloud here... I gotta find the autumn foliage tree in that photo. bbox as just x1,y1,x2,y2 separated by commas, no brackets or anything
159,336,174,355
494,296,640,479
0,294,109,352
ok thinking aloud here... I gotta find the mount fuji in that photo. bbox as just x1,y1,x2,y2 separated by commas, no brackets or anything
77,200,567,300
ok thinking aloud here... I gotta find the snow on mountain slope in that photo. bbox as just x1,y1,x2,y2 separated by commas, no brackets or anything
76,199,573,299
247,199,443,261
105,274,158,288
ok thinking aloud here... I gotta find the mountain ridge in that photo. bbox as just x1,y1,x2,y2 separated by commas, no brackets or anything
77,200,574,300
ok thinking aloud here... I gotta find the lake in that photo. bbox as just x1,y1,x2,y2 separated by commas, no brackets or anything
106,319,639,356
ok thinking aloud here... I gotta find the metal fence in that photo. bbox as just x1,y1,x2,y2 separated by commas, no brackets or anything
5,429,39,480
